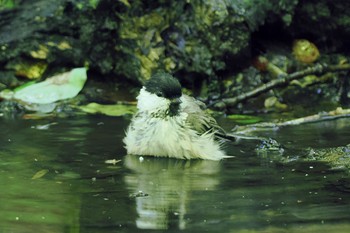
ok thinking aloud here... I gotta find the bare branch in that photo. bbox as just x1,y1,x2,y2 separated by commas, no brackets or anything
213,63,350,109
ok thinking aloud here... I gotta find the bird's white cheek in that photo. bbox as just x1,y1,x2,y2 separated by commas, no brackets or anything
136,88,169,113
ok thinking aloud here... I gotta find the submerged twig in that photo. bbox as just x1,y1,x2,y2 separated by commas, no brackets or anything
213,63,350,109
232,107,350,135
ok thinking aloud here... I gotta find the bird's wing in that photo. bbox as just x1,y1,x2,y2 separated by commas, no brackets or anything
181,95,232,140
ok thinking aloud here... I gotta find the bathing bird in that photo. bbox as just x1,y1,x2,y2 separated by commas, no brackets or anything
123,72,233,160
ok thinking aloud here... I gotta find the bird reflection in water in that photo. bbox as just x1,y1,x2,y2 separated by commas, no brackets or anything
124,155,222,230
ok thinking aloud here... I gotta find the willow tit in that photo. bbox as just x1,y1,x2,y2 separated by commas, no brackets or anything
123,72,233,160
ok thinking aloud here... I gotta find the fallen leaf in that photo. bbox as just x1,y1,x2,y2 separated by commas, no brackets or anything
32,169,49,179
11,67,87,104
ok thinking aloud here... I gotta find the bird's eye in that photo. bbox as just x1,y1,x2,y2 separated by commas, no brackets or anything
156,92,163,97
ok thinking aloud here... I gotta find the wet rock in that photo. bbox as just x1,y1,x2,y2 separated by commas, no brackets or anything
0,100,25,118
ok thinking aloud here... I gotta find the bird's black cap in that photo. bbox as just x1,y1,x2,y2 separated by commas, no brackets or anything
145,72,182,99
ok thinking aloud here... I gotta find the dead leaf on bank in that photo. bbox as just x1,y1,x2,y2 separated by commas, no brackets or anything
13,67,87,104
0,67,87,112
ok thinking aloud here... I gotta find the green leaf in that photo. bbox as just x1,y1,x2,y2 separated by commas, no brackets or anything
79,102,136,116
227,114,262,124
13,68,87,104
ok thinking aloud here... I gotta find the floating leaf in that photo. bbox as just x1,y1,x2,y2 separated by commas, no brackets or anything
227,114,262,124
12,67,87,104
31,122,58,130
32,169,49,179
79,102,136,116
105,159,122,165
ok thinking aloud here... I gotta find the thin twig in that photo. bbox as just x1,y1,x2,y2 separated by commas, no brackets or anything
213,63,350,109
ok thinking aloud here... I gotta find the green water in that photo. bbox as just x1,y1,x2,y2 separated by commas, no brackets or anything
0,115,349,233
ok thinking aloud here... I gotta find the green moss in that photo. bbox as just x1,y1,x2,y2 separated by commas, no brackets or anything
305,145,350,171
115,1,250,83
301,2,330,21
0,0,16,9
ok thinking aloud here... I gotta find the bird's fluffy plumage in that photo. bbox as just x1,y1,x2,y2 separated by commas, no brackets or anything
123,73,231,160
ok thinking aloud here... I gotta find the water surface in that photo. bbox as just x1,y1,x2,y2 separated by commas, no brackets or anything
0,115,349,233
